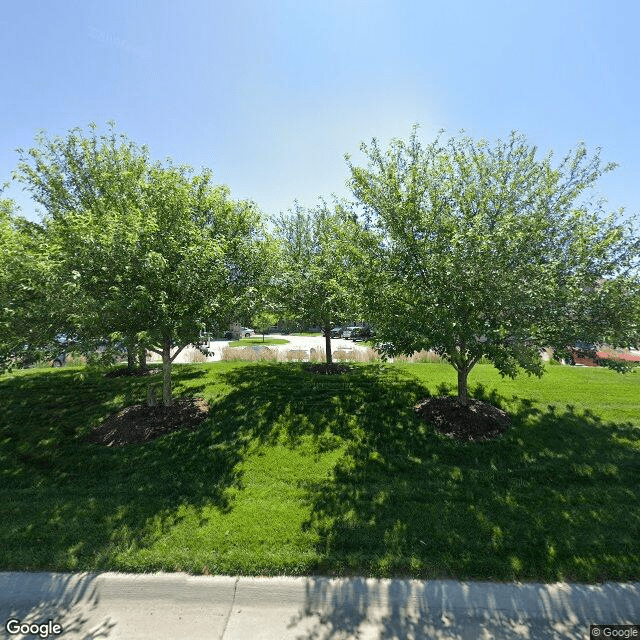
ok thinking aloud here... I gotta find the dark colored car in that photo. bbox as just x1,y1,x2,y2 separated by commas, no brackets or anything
341,326,360,340
322,327,346,338
350,326,374,341
50,334,77,367
51,352,67,367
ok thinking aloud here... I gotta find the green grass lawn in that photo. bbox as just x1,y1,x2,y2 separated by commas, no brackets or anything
228,337,290,346
1,361,639,582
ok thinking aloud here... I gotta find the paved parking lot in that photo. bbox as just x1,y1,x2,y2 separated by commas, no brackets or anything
147,339,640,366
147,334,373,364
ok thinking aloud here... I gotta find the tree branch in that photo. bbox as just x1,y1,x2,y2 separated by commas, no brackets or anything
169,344,186,362
468,355,480,369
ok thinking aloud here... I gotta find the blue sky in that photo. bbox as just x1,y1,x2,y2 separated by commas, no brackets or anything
2,0,639,223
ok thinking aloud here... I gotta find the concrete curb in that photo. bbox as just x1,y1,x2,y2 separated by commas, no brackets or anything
1,572,639,639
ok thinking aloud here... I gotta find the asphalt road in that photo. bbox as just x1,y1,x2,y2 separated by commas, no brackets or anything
1,572,639,640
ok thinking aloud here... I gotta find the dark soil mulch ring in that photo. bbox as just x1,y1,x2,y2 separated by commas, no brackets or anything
414,396,511,442
104,367,158,378
304,363,351,375
85,397,209,446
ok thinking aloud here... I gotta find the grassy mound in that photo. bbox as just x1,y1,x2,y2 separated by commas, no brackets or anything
1,362,639,582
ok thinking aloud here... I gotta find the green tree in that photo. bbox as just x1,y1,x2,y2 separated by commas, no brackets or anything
15,124,268,404
14,122,152,370
347,127,640,398
253,311,278,342
272,202,362,364
0,195,64,371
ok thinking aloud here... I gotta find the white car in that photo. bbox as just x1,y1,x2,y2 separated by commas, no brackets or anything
241,327,255,338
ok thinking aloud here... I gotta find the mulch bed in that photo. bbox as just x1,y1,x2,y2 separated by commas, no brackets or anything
304,363,351,375
85,397,209,446
414,396,511,442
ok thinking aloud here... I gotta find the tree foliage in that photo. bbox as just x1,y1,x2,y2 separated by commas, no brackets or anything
347,127,640,397
0,196,64,371
272,202,362,363
252,310,278,342
14,123,268,403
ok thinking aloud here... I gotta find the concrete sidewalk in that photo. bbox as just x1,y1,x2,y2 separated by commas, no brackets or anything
1,572,639,640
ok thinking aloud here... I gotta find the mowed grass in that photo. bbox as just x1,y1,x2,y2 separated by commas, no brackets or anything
0,361,639,582
227,337,290,346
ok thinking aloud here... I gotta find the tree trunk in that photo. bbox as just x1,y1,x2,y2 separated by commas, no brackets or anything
126,348,136,370
162,337,172,406
324,324,333,364
138,343,148,372
457,366,469,400
125,335,137,370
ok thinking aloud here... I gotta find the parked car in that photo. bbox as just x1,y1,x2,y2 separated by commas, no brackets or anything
322,326,346,338
241,327,255,338
51,352,67,367
343,326,372,340
50,334,77,367
341,326,359,340
345,326,374,341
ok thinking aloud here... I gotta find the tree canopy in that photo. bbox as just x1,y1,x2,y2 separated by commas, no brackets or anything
272,202,362,363
347,128,640,397
14,124,269,403
0,195,64,371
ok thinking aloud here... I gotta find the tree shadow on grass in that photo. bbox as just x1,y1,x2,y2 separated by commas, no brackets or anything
2,363,639,586
0,366,242,573
0,362,429,575
282,376,640,637
295,377,640,584
211,362,430,451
